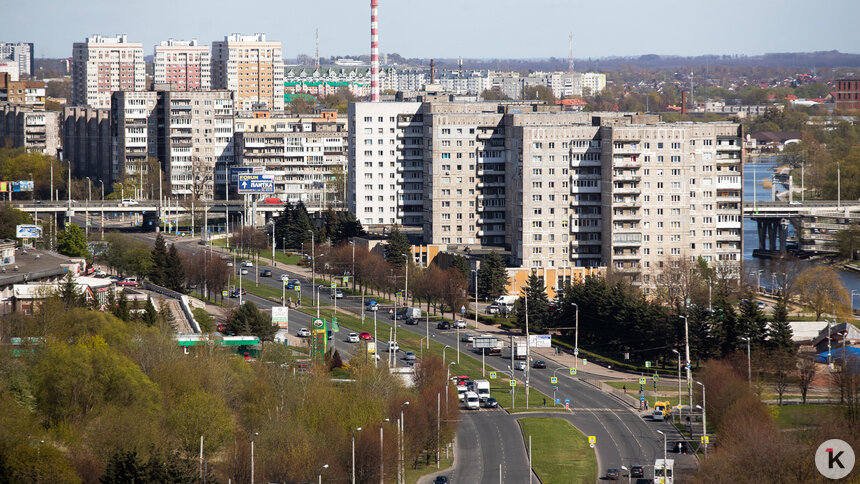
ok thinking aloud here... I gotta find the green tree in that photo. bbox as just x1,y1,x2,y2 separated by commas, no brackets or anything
113,291,131,322
322,210,366,243
192,308,215,333
515,273,550,333
480,87,511,101
452,255,470,282
101,449,205,484
522,85,556,105
58,272,86,309
0,205,33,240
769,300,794,350
149,233,168,286
477,251,508,300
166,390,234,455
3,445,81,484
275,202,315,250
57,223,88,258
165,244,185,292
384,228,410,267
794,265,851,320
739,294,769,347
141,297,158,326
226,301,275,340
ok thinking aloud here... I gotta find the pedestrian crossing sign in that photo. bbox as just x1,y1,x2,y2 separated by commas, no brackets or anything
582,359,587,366
570,368,577,375
510,379,516,387
588,436,596,444
489,371,497,379
645,361,651,368
550,377,557,384
701,436,710,444
639,378,646,385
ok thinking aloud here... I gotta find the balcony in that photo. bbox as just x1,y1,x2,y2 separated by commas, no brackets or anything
612,233,642,245
716,221,742,229
612,199,641,208
613,174,641,182
613,143,642,155
613,158,640,169
613,186,640,195
613,211,641,221
612,253,640,260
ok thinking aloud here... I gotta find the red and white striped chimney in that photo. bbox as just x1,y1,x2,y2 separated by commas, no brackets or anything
370,0,380,102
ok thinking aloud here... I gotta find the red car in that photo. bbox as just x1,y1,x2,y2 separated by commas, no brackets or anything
117,277,140,287
359,331,372,340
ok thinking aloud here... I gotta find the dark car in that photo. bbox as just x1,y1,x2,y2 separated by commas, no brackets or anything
404,317,418,325
532,360,547,369
433,476,449,484
484,397,498,408
436,321,451,330
605,468,620,480
260,269,272,277
630,465,644,478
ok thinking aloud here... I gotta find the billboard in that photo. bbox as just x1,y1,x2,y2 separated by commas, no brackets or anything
272,306,289,329
16,224,42,239
528,334,552,348
0,181,34,192
472,336,500,349
238,174,274,194
229,167,255,183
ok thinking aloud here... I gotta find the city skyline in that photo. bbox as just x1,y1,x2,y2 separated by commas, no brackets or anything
7,0,860,60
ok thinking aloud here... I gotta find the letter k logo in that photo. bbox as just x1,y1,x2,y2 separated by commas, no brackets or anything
828,448,845,469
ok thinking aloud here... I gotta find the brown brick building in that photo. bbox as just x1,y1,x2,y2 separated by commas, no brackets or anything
835,79,860,111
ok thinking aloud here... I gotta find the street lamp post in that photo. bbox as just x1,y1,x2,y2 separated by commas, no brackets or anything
317,464,328,484
757,269,764,295
697,381,707,457
742,336,751,385
309,230,317,317
379,419,390,484
351,427,363,484
250,432,258,484
98,180,105,240
572,302,579,370
399,402,410,484
680,315,692,421
656,430,667,481
672,349,681,419
445,361,455,410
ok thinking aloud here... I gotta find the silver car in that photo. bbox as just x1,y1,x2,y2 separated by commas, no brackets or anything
348,332,360,343
403,351,416,361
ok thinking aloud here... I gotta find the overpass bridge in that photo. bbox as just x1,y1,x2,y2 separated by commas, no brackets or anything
744,201,860,256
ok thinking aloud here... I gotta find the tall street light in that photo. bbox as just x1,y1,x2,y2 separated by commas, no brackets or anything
352,427,363,484
742,336,751,385
308,229,316,317
679,315,692,420
656,430,667,481
399,401,410,484
697,380,707,457
445,361,455,410
378,419,390,484
672,348,681,418
250,431,259,484
317,464,328,484
572,303,579,370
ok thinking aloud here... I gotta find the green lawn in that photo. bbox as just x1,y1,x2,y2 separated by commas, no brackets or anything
771,404,837,429
404,452,453,484
518,417,597,484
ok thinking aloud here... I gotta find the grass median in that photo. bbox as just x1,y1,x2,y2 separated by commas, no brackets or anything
518,417,597,484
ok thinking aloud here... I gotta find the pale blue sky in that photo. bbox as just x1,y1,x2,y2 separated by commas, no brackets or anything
7,0,859,59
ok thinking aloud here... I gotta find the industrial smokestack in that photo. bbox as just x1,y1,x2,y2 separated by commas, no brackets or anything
681,91,687,115
370,0,380,102
430,59,435,84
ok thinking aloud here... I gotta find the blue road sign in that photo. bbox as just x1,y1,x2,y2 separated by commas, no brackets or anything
555,398,561,404
565,398,570,404
640,396,646,402
238,174,274,194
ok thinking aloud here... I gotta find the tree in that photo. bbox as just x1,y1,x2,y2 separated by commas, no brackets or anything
58,272,86,309
522,85,556,105
57,223,88,258
141,297,158,327
0,205,33,240
515,273,550,333
275,202,315,250
794,265,851,320
797,353,817,404
477,251,509,300
149,234,168,286
739,294,768,347
480,87,510,101
226,301,275,340
440,268,468,320
769,300,794,350
452,255,470,282
3,444,81,484
384,228,410,267
770,350,794,405
166,390,234,455
164,244,185,292
113,291,131,322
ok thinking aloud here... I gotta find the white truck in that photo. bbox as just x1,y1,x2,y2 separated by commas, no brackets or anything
495,295,519,313
404,307,422,319
474,379,491,402
513,340,528,360
654,459,674,484
464,391,480,410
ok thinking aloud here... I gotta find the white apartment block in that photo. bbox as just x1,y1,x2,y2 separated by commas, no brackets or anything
71,35,145,108
0,102,59,156
153,39,211,91
0,42,34,78
212,34,284,112
580,73,607,96
235,112,347,205
348,101,423,226
111,90,234,199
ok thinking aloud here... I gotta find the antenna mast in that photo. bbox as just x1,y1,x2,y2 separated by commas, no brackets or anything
315,28,320,70
568,32,574,72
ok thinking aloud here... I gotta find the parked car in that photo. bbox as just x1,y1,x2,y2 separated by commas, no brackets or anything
297,328,310,337
454,319,466,328
117,277,139,286
359,331,372,341
92,270,107,278
515,361,527,371
348,332,360,343
260,269,272,277
403,351,416,361
532,360,547,369
630,465,644,478
487,304,500,314
484,397,498,408
605,468,620,480
436,321,451,330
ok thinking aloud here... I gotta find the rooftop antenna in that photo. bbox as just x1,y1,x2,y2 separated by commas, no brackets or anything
568,32,574,72
370,0,380,102
315,28,320,70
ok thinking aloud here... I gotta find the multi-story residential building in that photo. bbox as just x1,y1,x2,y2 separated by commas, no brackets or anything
348,98,743,289
0,42,34,78
111,89,234,199
234,110,348,205
0,62,19,82
63,106,111,183
0,102,59,156
835,78,860,111
71,34,145,108
212,34,284,112
579,73,607,96
0,73,45,108
153,39,211,91
348,101,423,226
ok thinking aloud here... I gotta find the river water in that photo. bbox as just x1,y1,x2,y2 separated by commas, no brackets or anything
743,160,860,301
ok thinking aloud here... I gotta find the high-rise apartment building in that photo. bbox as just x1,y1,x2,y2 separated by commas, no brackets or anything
71,35,145,108
0,102,59,156
348,98,743,288
212,34,284,112
111,89,234,199
234,111,348,205
0,42,34,78
63,106,112,183
0,73,45,108
153,39,211,91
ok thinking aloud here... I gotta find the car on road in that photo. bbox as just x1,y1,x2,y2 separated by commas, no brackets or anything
384,341,400,352
789,200,803,206
630,465,644,478
93,270,107,278
117,277,139,286
226,262,233,267
297,328,310,337
433,477,449,484
242,260,253,267
229,288,247,298
757,301,766,309
260,269,272,277
359,331,372,340
238,268,249,275
484,397,498,408
532,360,547,369
330,289,344,299
486,304,500,314
605,468,620,480
280,274,290,282
454,319,466,329
460,333,473,343
121,199,138,205
436,321,451,330
403,351,416,361
348,332,360,343
515,361,527,371
366,301,379,311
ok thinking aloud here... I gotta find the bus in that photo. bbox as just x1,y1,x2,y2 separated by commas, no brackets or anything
654,458,674,484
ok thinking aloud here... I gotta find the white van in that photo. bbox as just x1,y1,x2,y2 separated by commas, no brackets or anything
474,380,491,401
457,385,467,402
121,199,138,205
465,391,480,410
